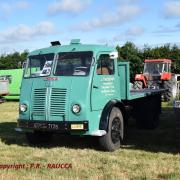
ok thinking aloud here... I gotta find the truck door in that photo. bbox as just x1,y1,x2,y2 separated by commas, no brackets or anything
91,54,117,110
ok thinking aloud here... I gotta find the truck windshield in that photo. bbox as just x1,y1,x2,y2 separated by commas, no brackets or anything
24,53,54,77
144,62,165,75
54,51,93,76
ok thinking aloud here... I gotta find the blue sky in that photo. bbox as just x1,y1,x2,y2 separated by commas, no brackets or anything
0,0,180,54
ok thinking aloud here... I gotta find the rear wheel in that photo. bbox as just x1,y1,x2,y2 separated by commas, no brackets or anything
26,131,53,145
99,107,124,151
133,81,143,90
164,79,177,101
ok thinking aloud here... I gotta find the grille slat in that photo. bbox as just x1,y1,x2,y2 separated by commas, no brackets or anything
50,88,67,117
33,88,46,116
33,88,67,118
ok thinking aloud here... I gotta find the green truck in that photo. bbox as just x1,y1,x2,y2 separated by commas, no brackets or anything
16,39,163,151
0,69,23,100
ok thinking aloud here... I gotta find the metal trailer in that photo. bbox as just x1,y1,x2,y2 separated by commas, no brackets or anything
16,40,164,151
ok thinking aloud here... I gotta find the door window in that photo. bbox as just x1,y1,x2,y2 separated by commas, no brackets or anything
96,54,114,75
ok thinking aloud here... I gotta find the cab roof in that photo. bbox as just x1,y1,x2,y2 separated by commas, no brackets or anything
29,40,116,56
145,59,172,63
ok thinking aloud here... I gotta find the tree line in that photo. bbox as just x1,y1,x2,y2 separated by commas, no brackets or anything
0,42,180,82
0,51,28,70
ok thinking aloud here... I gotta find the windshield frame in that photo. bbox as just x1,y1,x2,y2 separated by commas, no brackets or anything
23,53,55,78
53,51,93,77
143,62,166,75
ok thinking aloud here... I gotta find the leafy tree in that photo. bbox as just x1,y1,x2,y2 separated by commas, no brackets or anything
116,42,143,82
170,45,180,73
0,50,28,70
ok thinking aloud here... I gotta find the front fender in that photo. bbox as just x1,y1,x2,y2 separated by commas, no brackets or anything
99,100,126,132
135,74,147,88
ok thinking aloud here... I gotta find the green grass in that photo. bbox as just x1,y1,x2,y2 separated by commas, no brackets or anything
0,102,180,179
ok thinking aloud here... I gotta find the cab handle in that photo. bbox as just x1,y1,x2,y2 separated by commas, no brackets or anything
93,85,99,89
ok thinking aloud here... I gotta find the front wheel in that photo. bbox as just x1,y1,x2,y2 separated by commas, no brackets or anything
99,107,124,152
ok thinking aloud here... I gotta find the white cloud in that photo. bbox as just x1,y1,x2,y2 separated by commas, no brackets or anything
0,21,56,43
73,5,142,31
97,34,134,45
0,0,29,14
164,1,180,18
126,26,144,36
97,25,144,45
48,0,91,15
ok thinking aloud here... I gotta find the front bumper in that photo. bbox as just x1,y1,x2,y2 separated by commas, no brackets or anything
17,119,89,132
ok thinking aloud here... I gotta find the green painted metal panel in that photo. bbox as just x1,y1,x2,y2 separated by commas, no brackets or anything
118,62,130,100
0,69,23,99
91,53,120,110
118,62,156,100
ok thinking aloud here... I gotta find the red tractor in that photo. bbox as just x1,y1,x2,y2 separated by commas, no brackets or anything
133,59,180,101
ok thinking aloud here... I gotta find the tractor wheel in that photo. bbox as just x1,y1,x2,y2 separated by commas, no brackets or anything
99,107,124,151
164,79,177,102
26,131,53,145
133,81,143,90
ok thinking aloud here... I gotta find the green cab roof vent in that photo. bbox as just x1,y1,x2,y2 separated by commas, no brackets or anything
70,39,81,45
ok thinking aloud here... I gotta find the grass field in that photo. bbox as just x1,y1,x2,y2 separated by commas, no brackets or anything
0,102,180,179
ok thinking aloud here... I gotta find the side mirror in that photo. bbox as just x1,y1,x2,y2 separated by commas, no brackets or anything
109,52,118,59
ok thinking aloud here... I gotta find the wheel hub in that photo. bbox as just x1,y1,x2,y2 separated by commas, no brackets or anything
111,118,121,144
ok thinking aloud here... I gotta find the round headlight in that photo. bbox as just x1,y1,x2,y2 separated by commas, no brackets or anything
72,104,81,114
20,104,27,112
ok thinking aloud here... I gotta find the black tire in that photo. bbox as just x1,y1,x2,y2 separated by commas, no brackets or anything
99,107,124,152
164,80,176,102
133,81,143,90
26,131,53,145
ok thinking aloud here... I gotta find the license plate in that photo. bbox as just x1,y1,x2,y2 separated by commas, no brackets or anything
34,123,58,130
71,124,84,130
